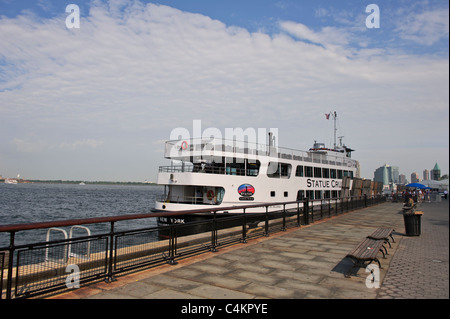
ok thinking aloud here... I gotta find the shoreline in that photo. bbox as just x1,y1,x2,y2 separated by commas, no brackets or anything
1,179,158,186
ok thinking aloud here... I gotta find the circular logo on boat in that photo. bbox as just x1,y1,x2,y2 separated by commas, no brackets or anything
238,184,255,200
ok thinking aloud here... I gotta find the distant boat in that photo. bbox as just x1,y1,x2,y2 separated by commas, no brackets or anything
5,178,18,184
79,182,86,185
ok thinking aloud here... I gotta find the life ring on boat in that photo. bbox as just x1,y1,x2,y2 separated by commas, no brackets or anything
207,190,215,200
181,141,188,150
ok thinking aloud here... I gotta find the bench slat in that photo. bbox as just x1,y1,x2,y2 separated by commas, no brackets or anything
367,227,395,248
345,236,387,278
368,227,394,240
345,226,395,278
346,238,384,261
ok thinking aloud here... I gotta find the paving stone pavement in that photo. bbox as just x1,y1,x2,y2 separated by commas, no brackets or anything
376,200,449,299
52,200,449,300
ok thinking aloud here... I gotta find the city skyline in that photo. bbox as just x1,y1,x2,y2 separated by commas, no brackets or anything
1,0,449,182
374,162,447,186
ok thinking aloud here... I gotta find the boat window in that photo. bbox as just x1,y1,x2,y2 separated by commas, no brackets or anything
216,188,225,204
305,166,313,177
295,165,304,177
165,186,225,205
267,162,291,178
337,170,343,179
314,167,322,178
225,159,260,177
306,190,314,200
322,168,330,178
324,190,331,199
270,191,276,197
297,190,305,201
246,160,261,176
330,169,337,179
332,190,338,198
284,191,288,197
315,190,322,200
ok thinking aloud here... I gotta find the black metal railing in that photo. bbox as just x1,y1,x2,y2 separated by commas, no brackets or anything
0,195,385,299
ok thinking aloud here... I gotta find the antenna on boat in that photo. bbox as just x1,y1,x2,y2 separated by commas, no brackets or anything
326,111,337,149
333,111,337,149
268,131,276,156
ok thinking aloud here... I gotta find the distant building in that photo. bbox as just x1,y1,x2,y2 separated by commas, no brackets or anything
399,174,407,184
423,169,429,181
374,164,400,187
411,172,420,183
431,163,441,180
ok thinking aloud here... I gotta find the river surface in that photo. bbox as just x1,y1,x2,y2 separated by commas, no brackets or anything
0,183,164,247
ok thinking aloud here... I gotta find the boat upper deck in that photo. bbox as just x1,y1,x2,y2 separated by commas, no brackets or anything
164,138,358,169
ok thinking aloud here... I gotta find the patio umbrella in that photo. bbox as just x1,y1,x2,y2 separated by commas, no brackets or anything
406,183,427,189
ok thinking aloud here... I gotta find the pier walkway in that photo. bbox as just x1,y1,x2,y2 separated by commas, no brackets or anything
52,200,448,300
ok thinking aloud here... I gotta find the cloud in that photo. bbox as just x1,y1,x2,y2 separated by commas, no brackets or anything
279,20,351,48
58,139,104,150
0,1,448,180
11,138,48,153
395,8,449,46
11,137,104,153
315,7,329,19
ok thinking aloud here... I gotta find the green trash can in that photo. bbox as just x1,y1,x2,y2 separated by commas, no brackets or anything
403,212,422,236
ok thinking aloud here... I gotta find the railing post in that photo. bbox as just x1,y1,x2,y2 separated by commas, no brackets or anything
364,194,368,207
168,225,178,265
106,221,116,282
211,211,218,252
241,208,247,243
328,199,331,217
320,199,323,219
304,199,309,225
6,231,15,299
264,206,269,236
282,204,286,231
296,202,301,227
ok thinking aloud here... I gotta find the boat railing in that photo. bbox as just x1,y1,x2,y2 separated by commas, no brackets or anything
157,195,222,205
0,194,385,299
159,165,255,176
164,138,357,168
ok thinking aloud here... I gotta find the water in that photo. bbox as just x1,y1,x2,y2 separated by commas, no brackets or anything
0,183,164,247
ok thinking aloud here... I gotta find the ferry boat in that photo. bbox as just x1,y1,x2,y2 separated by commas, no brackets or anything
153,130,360,228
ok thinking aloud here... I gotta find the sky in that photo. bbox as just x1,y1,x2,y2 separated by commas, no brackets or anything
0,0,448,182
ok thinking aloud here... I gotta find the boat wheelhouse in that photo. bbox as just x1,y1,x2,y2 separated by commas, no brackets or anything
154,134,359,218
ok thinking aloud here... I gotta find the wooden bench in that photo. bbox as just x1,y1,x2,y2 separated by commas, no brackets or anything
345,237,386,278
367,227,395,248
